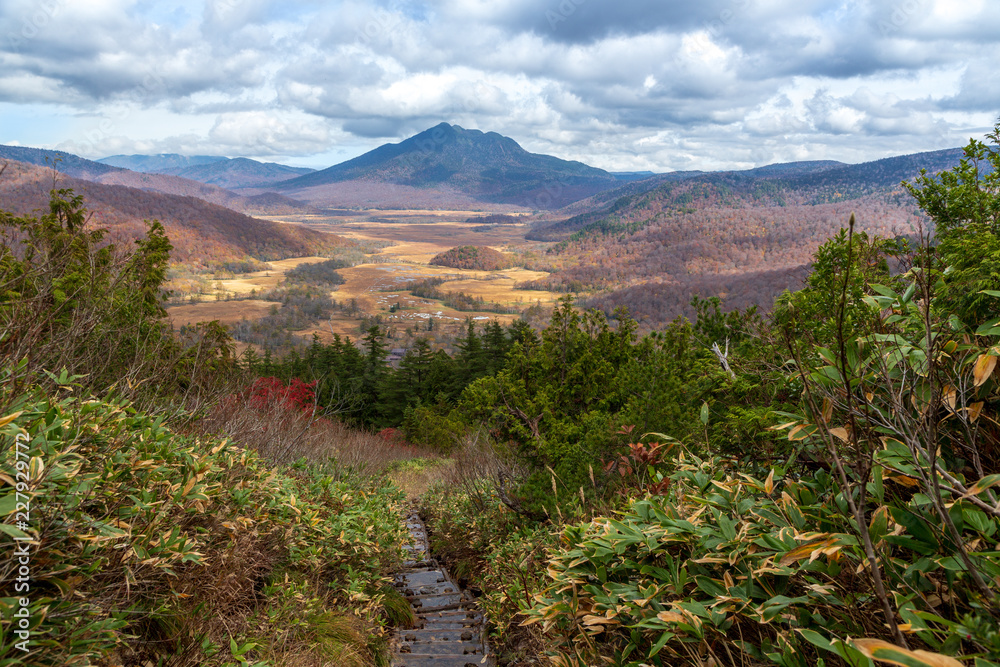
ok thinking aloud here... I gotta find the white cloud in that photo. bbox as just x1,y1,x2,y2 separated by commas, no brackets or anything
0,0,997,170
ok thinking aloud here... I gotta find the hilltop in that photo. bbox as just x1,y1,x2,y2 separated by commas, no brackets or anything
429,245,512,271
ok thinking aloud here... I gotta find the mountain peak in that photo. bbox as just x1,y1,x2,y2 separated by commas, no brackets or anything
277,123,612,208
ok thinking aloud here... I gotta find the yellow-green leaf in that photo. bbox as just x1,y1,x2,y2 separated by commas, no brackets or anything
961,473,1000,499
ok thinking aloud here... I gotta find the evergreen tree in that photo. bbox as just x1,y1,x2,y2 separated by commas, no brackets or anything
453,318,487,391
483,319,510,374
359,325,388,426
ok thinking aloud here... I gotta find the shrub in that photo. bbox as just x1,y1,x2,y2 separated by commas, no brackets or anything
284,258,350,288
527,447,1000,666
0,189,235,404
0,379,409,666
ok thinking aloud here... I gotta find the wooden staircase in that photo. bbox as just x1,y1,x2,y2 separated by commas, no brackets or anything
391,512,491,667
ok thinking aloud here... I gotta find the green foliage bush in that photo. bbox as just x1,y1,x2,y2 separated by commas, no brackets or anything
0,189,236,404
401,404,468,453
527,444,1000,666
0,379,408,666
284,257,350,287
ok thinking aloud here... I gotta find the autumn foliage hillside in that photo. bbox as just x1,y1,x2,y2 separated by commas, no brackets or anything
429,245,512,271
0,159,350,265
518,149,965,324
0,144,315,216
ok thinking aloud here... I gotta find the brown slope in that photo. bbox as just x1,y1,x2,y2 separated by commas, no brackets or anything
0,159,350,265
537,196,922,289
91,170,317,216
527,194,924,326
0,144,316,216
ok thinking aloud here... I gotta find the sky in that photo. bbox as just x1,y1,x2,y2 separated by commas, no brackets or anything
0,0,997,172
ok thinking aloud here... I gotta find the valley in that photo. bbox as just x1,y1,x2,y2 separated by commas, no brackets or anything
4,118,999,667
4,1,999,664
165,209,564,348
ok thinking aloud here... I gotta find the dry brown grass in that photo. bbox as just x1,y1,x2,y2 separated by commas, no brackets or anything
166,299,278,326
389,459,454,500
165,211,561,348
167,257,330,300
438,273,561,304
199,393,430,472
335,264,557,320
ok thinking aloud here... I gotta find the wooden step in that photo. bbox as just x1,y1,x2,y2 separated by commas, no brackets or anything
391,510,491,667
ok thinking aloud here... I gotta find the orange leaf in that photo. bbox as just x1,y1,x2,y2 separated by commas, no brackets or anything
779,538,837,566
0,412,22,428
656,611,685,623
886,475,920,488
829,427,849,442
973,354,997,387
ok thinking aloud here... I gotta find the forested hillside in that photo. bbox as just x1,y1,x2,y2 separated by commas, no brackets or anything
0,159,347,264
0,145,315,216
516,148,964,325
430,245,512,270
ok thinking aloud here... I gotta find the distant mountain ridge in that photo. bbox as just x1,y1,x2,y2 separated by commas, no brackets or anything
161,157,315,189
0,145,121,180
98,154,315,189
0,145,315,216
2,133,971,219
521,146,968,327
275,122,621,210
530,148,964,241
98,154,227,172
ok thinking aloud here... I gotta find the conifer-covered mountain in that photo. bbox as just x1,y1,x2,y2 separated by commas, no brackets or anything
275,122,621,210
